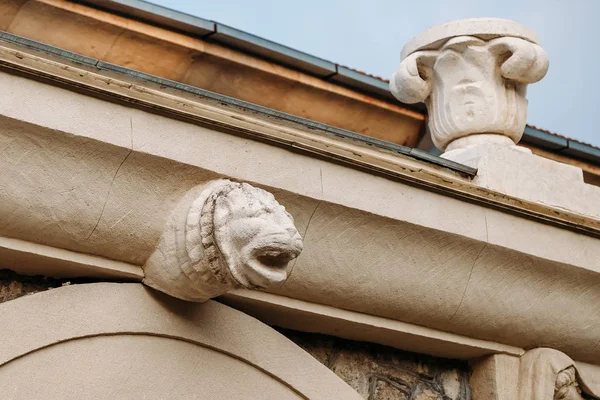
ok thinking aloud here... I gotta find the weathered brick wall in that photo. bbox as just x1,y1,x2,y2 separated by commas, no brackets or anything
0,269,68,303
280,329,471,400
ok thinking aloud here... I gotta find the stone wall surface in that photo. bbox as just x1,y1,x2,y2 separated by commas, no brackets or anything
280,329,471,400
0,270,471,399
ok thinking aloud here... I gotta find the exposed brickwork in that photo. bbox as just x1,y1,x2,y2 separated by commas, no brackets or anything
279,329,470,400
0,269,78,303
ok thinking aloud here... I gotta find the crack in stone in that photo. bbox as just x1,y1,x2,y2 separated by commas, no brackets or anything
86,149,132,240
102,29,126,61
87,117,134,240
281,200,322,287
449,213,490,322
591,337,600,353
448,243,487,323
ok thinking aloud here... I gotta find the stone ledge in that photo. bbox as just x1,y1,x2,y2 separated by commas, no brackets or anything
220,289,524,360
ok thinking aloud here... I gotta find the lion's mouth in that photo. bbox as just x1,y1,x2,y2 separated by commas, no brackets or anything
255,244,300,269
237,238,303,289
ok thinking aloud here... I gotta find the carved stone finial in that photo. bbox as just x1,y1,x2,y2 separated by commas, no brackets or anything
390,18,549,155
143,180,303,302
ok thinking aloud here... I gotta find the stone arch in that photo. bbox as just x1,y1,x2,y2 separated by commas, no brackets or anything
0,282,362,400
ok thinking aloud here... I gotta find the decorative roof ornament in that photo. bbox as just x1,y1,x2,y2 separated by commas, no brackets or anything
390,18,549,159
390,20,600,223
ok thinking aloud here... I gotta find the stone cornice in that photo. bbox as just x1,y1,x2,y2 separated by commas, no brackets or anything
1,37,600,364
0,236,143,280
0,237,527,361
2,0,425,148
1,38,599,237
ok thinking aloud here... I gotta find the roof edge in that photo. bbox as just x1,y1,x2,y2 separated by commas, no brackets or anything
0,30,476,176
71,0,599,167
73,0,412,106
523,126,600,166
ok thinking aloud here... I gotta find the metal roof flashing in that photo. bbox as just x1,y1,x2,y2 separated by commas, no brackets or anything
74,0,403,102
522,126,600,165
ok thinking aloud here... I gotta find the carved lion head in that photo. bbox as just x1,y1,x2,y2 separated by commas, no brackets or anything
144,179,304,302
191,180,303,290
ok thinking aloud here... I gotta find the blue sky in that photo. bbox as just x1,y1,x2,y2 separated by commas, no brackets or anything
151,0,599,146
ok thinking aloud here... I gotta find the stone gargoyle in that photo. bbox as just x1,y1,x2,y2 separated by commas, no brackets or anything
143,179,303,302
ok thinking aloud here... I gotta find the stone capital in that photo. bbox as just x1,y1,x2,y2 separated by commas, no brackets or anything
390,18,549,153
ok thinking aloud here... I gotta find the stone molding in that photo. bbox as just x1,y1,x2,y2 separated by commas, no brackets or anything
0,236,143,280
220,289,524,360
1,41,597,236
143,180,303,301
2,0,425,148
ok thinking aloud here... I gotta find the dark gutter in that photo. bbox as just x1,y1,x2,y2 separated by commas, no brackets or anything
74,0,401,101
209,24,337,78
0,30,477,177
79,0,215,37
521,126,600,166
521,126,567,150
561,140,600,164
329,66,391,99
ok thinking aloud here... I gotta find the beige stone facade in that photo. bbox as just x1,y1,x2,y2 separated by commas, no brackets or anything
0,270,469,399
0,3,599,399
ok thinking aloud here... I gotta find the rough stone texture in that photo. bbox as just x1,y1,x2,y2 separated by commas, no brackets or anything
4,70,600,365
0,269,70,303
280,329,470,400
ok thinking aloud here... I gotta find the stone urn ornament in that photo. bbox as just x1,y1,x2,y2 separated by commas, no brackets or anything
390,18,549,162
